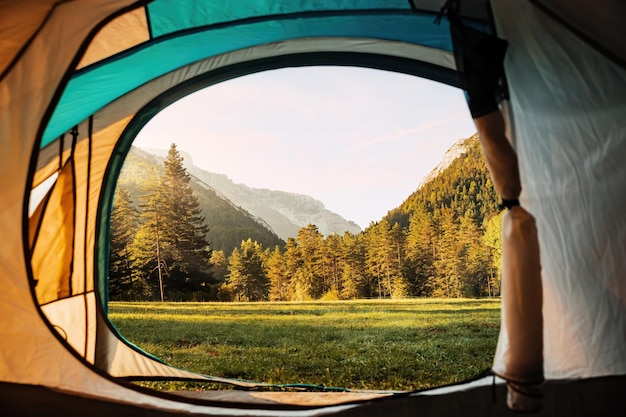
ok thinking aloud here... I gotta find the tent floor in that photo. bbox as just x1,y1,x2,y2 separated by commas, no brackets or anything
170,389,391,405
1,375,624,416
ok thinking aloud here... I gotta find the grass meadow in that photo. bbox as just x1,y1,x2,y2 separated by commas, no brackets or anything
108,298,500,392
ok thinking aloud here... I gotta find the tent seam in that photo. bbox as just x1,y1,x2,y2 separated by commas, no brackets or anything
0,1,71,83
72,8,439,76
527,0,626,70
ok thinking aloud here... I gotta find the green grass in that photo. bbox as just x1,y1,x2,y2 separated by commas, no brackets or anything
108,298,500,392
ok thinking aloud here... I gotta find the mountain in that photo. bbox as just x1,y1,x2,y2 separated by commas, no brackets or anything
186,168,362,240
134,147,362,241
418,134,478,188
384,134,498,228
117,147,284,254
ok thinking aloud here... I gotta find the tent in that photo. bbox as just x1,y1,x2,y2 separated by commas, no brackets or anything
1,0,624,415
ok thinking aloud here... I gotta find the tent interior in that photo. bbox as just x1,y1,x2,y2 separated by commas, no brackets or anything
1,0,624,416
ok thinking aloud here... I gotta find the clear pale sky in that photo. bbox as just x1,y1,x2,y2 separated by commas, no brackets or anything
133,66,476,229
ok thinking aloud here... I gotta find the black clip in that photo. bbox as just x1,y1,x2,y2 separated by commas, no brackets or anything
498,198,520,211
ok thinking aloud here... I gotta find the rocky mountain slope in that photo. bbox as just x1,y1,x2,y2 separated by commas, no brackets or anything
418,134,478,188
137,147,362,240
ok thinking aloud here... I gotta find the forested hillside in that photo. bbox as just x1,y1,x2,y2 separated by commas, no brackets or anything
386,134,498,227
117,147,284,255
110,135,503,302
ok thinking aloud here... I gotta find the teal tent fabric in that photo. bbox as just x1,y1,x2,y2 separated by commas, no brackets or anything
42,1,481,147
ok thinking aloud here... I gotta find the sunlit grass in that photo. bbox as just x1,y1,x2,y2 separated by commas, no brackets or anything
108,298,500,391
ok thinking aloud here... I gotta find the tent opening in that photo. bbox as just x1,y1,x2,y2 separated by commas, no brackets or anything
105,66,502,392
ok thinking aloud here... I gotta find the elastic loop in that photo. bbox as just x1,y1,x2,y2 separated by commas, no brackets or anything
433,0,451,25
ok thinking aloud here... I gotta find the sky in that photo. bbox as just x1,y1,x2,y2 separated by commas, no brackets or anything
133,66,476,230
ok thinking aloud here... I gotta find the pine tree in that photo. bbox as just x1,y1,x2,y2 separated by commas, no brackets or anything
389,222,408,298
209,249,227,283
405,206,435,296
458,210,488,296
365,219,404,298
283,237,302,301
267,246,290,301
130,143,212,300
226,239,268,301
483,212,503,296
364,222,386,298
340,232,366,299
294,224,325,299
430,208,463,297
129,174,168,301
109,187,138,300
321,233,343,297
160,144,211,273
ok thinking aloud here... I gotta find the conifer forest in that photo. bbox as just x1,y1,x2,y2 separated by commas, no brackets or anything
109,136,503,302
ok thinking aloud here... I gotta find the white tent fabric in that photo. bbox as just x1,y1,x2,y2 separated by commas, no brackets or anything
493,0,626,379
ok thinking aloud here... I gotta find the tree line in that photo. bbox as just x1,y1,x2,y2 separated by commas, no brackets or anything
109,136,503,302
